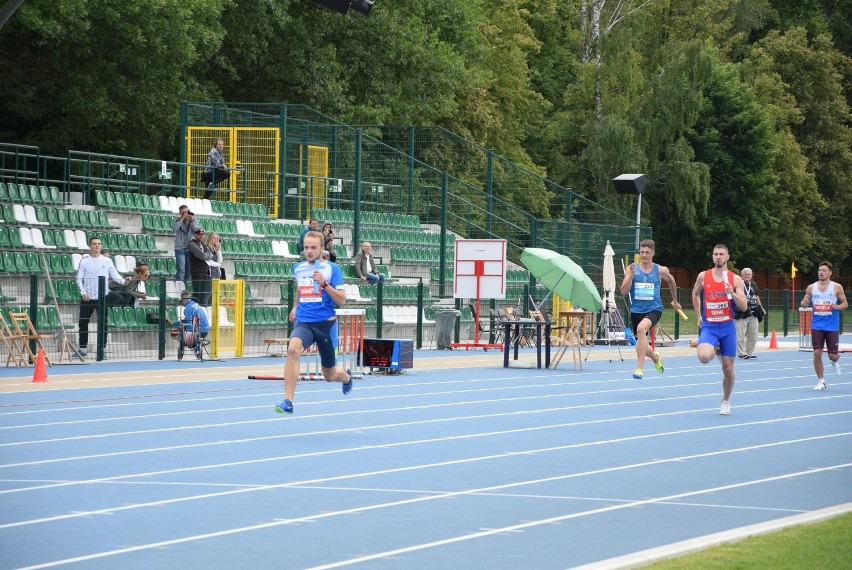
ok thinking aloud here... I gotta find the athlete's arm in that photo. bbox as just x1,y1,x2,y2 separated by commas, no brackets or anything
619,263,635,295
800,284,813,307
660,266,681,309
732,275,748,312
834,284,848,311
691,272,705,326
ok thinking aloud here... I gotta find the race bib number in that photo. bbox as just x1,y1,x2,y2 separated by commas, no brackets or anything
813,302,832,316
298,280,323,303
706,301,731,322
634,282,654,301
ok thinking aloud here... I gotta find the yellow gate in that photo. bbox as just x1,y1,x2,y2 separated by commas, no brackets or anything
186,127,280,216
291,144,330,220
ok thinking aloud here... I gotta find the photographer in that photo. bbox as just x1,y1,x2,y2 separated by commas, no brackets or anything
735,268,764,359
322,222,337,262
172,205,199,284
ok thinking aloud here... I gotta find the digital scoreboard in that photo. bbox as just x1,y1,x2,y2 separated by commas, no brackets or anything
361,338,414,370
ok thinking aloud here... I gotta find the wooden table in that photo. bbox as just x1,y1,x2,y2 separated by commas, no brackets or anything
558,310,595,345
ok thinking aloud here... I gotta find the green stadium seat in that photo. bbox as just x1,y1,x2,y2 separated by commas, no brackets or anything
49,186,64,204
0,182,7,201
6,182,21,201
108,306,127,328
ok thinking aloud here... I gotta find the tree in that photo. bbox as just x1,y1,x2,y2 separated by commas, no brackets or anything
742,27,852,273
672,58,779,269
0,0,224,158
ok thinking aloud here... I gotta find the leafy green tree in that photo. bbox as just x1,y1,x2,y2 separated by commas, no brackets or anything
0,0,224,157
671,58,779,269
743,27,852,273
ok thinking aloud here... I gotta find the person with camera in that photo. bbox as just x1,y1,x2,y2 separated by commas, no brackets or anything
173,205,199,284
735,268,764,359
321,222,337,262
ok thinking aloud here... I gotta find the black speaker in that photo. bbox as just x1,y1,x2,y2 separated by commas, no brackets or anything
612,174,649,195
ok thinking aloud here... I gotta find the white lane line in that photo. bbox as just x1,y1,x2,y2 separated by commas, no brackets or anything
1,422,850,529
1,395,850,471
2,380,848,447
16,462,852,570
0,364,829,419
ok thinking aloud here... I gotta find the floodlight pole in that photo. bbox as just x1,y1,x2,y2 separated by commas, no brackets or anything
634,193,642,251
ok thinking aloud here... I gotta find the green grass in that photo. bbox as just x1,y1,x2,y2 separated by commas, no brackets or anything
640,512,852,569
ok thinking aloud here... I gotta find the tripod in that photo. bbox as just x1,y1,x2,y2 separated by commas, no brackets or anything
586,290,624,363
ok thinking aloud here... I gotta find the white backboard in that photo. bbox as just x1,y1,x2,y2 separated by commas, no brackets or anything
453,239,506,299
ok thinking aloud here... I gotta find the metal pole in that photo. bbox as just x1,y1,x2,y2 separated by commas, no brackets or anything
634,194,642,251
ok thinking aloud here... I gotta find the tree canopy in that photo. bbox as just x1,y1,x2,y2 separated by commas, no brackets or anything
0,0,849,274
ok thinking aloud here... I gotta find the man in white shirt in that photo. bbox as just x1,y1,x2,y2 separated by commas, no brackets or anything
76,236,127,358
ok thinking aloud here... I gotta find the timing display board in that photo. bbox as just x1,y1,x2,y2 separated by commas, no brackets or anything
453,239,506,299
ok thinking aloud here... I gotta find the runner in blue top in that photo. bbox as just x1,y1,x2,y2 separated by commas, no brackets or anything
275,231,352,414
620,239,681,380
800,261,848,391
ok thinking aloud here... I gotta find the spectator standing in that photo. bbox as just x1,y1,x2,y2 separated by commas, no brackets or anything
735,268,764,359
322,222,337,262
353,242,385,285
202,138,228,200
187,228,214,306
274,231,352,415
76,236,127,358
205,231,225,279
691,244,749,415
110,263,151,307
297,218,319,255
173,205,198,284
800,261,848,390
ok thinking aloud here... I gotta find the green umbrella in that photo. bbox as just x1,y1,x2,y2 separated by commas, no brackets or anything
520,248,602,312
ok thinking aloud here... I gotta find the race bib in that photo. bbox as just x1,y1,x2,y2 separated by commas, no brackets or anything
706,301,731,322
634,282,654,301
813,302,832,316
298,279,323,303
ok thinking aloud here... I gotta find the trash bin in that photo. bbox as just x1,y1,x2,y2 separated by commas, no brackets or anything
435,309,461,349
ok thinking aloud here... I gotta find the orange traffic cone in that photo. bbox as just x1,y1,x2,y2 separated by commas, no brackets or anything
32,348,48,383
769,330,779,350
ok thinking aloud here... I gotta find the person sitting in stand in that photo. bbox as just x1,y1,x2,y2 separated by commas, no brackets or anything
353,242,385,285
109,263,151,307
202,138,229,200
298,218,319,255
321,222,337,262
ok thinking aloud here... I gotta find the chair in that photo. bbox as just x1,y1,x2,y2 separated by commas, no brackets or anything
24,204,48,226
7,311,54,366
0,312,29,367
31,228,56,249
550,316,583,370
